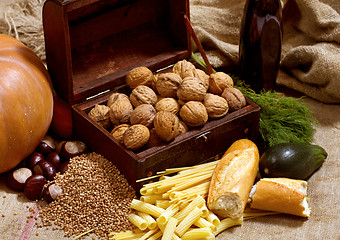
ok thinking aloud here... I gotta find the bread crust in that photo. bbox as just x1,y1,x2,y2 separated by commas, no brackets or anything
207,139,259,219
249,178,310,217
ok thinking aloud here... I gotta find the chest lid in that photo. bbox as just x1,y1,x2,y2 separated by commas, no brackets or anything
43,0,190,105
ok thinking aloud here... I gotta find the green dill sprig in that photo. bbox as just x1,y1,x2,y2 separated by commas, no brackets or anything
235,80,317,147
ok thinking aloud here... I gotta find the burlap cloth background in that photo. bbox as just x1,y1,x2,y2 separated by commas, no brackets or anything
0,0,339,239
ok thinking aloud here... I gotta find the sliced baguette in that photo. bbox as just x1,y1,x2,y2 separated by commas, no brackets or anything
249,178,310,217
207,139,260,219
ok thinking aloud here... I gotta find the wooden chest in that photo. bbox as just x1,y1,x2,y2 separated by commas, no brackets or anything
43,0,261,191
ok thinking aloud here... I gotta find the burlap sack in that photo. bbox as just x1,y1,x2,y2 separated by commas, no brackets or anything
190,0,340,103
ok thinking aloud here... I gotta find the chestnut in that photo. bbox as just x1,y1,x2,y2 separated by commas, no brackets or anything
7,168,33,192
28,152,44,170
46,152,61,170
43,183,62,203
24,174,47,200
38,135,56,156
59,161,69,174
33,160,57,181
59,141,88,160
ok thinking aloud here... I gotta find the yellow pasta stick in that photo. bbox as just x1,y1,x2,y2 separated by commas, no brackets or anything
127,213,148,230
141,194,164,204
137,211,157,229
194,217,216,231
139,229,158,240
161,217,178,240
174,196,205,223
175,207,203,237
130,199,165,218
200,204,209,218
213,217,243,236
158,204,180,224
148,231,163,240
207,211,220,227
156,200,171,209
109,230,145,240
181,227,214,240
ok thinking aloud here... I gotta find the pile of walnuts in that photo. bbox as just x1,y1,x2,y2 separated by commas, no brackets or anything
88,60,246,151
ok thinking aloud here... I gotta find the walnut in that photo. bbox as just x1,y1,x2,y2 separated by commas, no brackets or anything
177,120,189,136
130,104,156,128
155,72,182,98
87,104,111,129
123,124,150,150
203,93,229,118
109,99,133,125
209,72,234,95
129,85,157,107
177,77,207,102
179,101,208,127
172,59,196,79
221,87,246,112
155,98,180,114
107,93,130,108
193,69,210,90
111,124,130,143
153,111,180,142
126,66,155,89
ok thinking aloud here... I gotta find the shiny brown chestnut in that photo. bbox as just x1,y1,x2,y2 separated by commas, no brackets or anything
28,152,44,170
46,152,61,170
43,183,62,203
7,168,33,192
38,135,56,156
33,160,57,181
24,174,47,200
59,141,88,160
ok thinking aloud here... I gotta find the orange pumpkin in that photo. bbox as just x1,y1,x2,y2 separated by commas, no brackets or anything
0,34,53,174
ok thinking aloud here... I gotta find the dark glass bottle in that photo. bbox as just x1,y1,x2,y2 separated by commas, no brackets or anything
239,0,283,93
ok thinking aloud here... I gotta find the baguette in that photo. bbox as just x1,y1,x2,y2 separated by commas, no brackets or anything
249,178,310,217
207,139,260,219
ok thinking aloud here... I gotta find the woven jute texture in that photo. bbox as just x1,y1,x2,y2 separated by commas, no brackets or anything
190,0,340,103
0,0,339,239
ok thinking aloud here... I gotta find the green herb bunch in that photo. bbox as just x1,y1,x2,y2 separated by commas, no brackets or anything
235,81,317,148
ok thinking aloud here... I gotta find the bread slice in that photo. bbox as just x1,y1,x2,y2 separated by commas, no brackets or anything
249,178,310,217
207,139,259,219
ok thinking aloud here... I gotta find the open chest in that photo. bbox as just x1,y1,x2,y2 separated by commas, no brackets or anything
43,0,260,191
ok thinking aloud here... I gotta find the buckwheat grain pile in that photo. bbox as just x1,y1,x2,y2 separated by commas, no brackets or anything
38,152,136,238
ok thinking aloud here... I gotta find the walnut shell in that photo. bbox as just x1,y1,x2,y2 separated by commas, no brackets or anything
123,124,150,150
109,99,133,125
155,98,180,114
221,87,246,112
130,104,156,128
193,69,210,90
172,59,196,79
107,93,130,108
177,120,189,136
129,85,157,107
179,101,208,127
153,111,180,142
126,66,155,89
111,124,130,143
88,104,111,129
203,93,229,118
177,77,207,102
209,72,234,95
155,72,182,98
